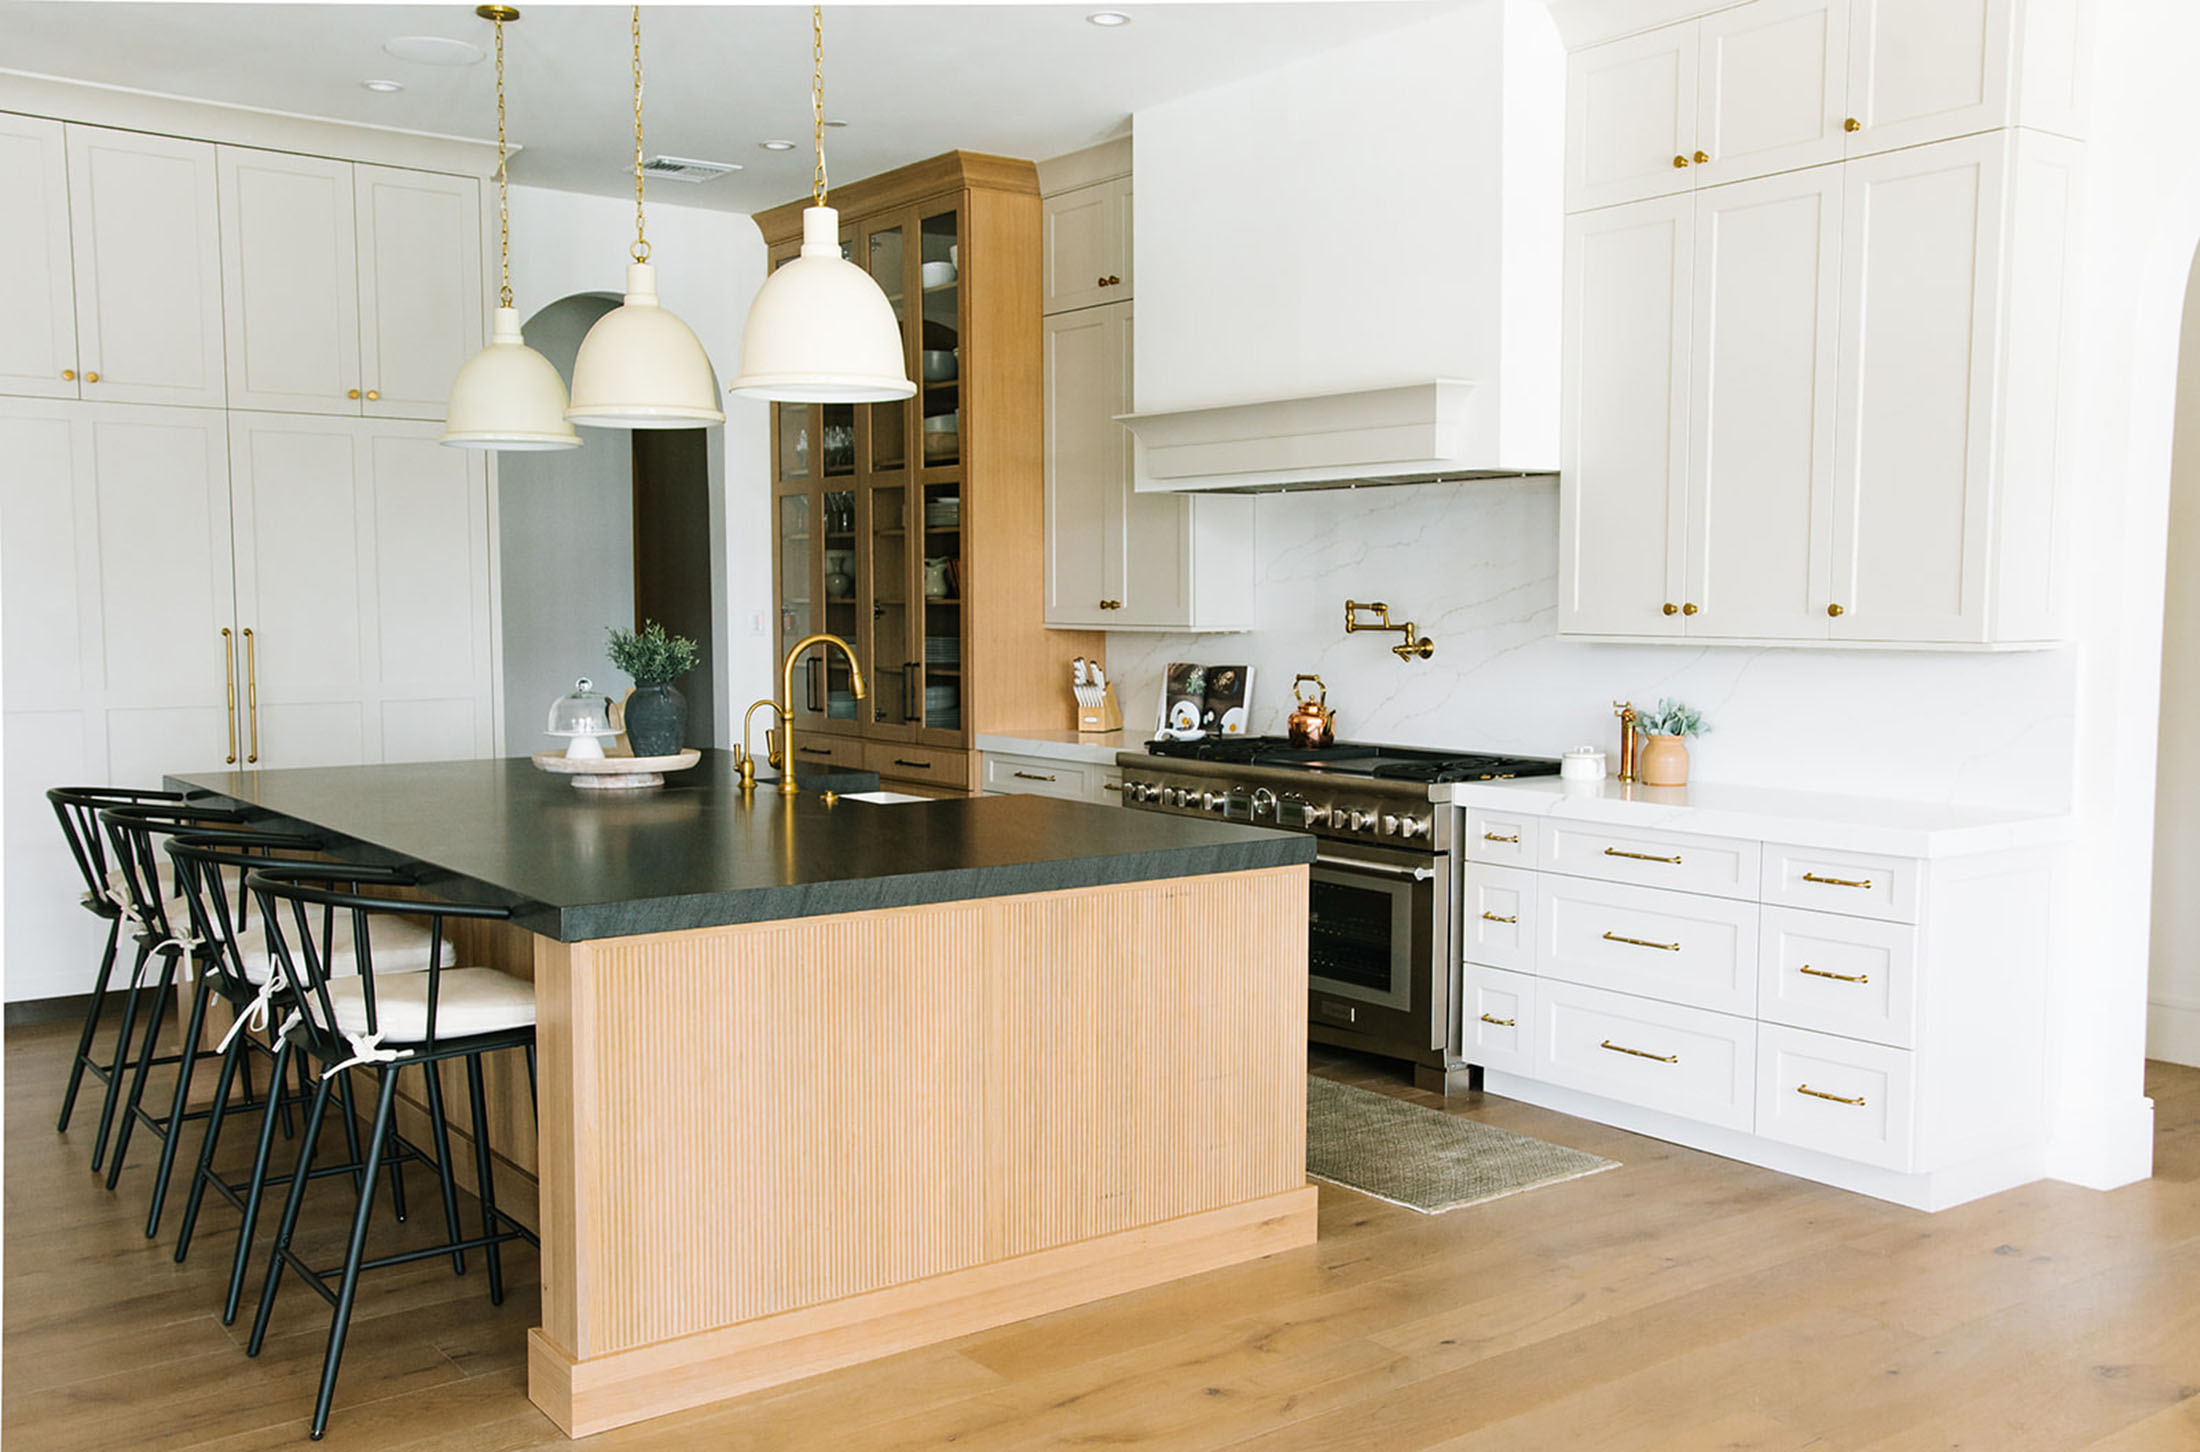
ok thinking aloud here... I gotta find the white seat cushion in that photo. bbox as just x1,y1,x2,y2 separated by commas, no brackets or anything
226,914,453,986
324,967,536,1043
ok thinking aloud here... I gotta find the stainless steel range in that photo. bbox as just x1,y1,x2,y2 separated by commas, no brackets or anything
1117,736,1560,1094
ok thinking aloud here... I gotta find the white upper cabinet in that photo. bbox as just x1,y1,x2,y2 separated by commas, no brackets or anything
218,147,362,414
1844,0,2007,157
64,125,226,407
1559,195,1691,637
1044,306,1120,626
1042,176,1132,314
354,165,482,421
1567,24,1699,212
1696,0,1850,185
0,115,79,399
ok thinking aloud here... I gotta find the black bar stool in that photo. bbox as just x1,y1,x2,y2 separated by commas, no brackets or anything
45,786,201,1140
243,865,538,1441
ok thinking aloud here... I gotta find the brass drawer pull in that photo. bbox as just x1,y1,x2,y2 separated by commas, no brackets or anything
1479,1013,1517,1028
1102,782,1122,792
1802,871,1873,890
1799,964,1869,984
798,744,833,755
1601,1039,1678,1064
1797,1083,1866,1107
1483,831,1520,844
1604,847,1682,864
1012,770,1057,783
893,758,931,770
1481,910,1518,924
1603,931,1680,952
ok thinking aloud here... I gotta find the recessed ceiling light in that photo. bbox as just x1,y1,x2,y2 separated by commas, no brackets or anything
1086,11,1132,26
823,119,850,129
759,139,797,152
382,35,485,66
360,79,406,94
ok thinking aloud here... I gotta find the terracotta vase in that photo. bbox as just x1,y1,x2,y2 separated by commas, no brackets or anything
1637,732,1690,787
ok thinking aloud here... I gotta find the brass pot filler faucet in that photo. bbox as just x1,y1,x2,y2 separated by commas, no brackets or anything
1344,600,1435,660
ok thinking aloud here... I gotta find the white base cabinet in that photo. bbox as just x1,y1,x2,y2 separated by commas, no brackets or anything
977,745,1123,805
1462,798,2055,1210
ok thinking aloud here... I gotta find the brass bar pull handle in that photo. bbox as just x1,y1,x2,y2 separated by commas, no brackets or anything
242,626,259,764
1798,1083,1866,1106
1800,965,1870,984
1012,771,1058,783
1479,1013,1517,1028
1484,831,1520,844
1102,782,1122,792
893,758,930,770
797,744,833,756
1802,871,1873,889
1603,930,1680,952
1601,1039,1678,1064
221,628,238,764
1605,847,1682,864
1481,911,1518,924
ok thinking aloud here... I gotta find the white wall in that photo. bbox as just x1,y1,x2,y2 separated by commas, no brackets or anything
504,185,773,743
2147,252,2200,1065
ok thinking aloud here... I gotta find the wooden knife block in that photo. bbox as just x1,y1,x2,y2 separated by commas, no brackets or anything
1074,683,1122,735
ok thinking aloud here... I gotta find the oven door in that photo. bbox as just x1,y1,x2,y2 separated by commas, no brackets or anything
1306,841,1448,1053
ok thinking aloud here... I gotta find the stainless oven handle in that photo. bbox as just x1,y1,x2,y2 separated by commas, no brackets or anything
1314,854,1436,882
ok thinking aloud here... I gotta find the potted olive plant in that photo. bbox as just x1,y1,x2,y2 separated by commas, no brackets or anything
606,621,701,758
1634,698,1708,787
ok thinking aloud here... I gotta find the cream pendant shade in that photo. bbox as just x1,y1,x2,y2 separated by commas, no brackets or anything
728,206,916,403
443,308,582,450
565,261,726,428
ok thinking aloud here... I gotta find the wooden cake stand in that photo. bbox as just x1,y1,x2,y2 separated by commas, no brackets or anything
530,748,701,792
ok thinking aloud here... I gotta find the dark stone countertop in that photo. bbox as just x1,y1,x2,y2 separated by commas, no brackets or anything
169,748,1311,942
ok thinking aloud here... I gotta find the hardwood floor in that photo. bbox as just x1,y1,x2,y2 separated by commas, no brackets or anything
8,1016,2200,1450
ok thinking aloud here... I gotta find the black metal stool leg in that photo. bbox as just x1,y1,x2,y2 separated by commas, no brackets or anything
145,970,216,1237
89,938,155,1173
173,1027,246,1265
249,1070,333,1357
420,1061,467,1275
220,1039,296,1326
377,1065,408,1225
525,1041,538,1115
105,950,181,1188
309,1068,401,1441
58,915,124,1132
463,1053,507,1306
334,1073,366,1201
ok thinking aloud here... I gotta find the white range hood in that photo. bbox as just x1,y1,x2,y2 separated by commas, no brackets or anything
1127,0,1563,494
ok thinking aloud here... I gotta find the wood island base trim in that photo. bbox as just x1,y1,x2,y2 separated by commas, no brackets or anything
528,1185,1319,1438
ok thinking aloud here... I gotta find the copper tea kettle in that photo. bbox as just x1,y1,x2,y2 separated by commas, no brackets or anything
1288,673,1337,748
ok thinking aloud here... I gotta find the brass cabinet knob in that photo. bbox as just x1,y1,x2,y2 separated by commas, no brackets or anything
1662,602,1678,616
84,370,98,383
60,368,75,381
365,389,380,400
1097,275,1108,286
1693,150,1710,164
1827,603,1845,617
1672,155,1689,168
1844,117,1861,132
1681,602,1699,616
1105,275,1120,285
348,388,361,399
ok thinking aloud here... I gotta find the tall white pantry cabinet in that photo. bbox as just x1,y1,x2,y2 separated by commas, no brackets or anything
0,107,496,1001
1558,0,2086,647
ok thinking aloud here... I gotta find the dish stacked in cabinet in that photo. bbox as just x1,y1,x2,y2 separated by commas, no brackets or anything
1461,805,2055,1210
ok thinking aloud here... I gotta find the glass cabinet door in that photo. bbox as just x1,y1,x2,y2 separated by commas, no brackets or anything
777,491,824,728
915,205,964,739
866,219,911,473
867,480,912,734
917,480,962,736
918,208,961,472
818,488,860,723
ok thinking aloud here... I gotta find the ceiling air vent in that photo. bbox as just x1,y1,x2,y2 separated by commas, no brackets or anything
640,155,741,183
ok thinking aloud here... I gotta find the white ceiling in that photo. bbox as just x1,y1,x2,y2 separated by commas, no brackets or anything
0,1,1459,212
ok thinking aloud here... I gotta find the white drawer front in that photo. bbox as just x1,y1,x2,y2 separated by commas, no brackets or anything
1761,843,1918,923
1466,964,1536,1076
1466,808,1537,868
1758,906,1918,1048
1535,980,1756,1132
1755,1023,1916,1172
1540,820,1761,901
1537,876,1759,1016
1464,863,1538,973
982,752,1095,802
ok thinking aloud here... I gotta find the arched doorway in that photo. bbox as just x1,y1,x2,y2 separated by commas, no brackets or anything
2149,246,2200,1065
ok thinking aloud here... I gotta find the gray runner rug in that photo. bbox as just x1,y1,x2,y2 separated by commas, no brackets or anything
1306,1075,1618,1214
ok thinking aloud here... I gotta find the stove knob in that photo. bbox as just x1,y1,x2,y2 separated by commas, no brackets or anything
1303,803,1332,827
1202,792,1224,811
1397,815,1432,841
1347,808,1376,832
1381,814,1400,836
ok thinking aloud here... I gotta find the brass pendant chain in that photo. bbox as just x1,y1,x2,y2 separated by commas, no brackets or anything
493,12,512,309
811,5,828,208
630,4,650,263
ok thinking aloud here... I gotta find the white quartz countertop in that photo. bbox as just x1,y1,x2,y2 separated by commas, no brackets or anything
973,730,1133,768
1449,776,2072,859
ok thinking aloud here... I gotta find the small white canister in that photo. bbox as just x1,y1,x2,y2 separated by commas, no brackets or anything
1560,746,1606,782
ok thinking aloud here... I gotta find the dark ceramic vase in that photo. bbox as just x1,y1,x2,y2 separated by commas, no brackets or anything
624,681,687,757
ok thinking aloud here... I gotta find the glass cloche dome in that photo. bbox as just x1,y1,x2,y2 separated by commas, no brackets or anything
546,678,616,759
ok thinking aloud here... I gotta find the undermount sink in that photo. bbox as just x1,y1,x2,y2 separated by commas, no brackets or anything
839,790,933,805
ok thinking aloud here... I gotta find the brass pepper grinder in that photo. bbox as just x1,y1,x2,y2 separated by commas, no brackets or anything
1612,700,1639,783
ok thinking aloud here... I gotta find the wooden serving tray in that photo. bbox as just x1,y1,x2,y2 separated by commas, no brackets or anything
530,748,701,791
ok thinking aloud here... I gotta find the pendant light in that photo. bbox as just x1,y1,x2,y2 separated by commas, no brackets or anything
565,5,725,429
444,6,581,451
727,6,915,403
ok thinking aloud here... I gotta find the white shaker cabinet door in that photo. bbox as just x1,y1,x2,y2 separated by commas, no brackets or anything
354,165,482,421
1695,0,1850,186
1845,0,2012,157
218,148,362,415
1043,305,1122,629
64,126,227,408
1559,196,1691,638
1682,165,1843,641
1042,177,1132,314
1566,22,1699,212
1828,134,2002,643
0,115,80,400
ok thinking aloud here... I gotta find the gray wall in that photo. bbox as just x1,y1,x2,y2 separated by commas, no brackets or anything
498,295,632,755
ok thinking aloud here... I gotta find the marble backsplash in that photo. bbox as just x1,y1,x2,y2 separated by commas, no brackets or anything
1103,479,2076,811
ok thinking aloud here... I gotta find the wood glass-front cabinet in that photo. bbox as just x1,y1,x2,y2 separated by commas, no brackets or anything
765,153,1102,791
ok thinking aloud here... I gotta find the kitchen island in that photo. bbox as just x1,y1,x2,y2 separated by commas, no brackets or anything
171,750,1318,1437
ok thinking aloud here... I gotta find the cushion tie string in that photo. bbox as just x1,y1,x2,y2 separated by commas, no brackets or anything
216,963,285,1054
103,881,145,928
321,1028,410,1081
